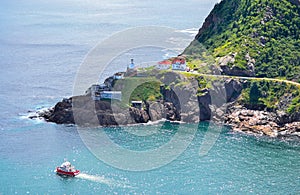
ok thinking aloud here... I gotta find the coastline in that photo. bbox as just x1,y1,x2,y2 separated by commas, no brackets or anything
29,0,300,141
31,69,300,140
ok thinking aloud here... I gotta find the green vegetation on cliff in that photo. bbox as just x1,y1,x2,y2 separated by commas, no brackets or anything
238,79,300,113
184,0,300,81
130,80,162,102
114,77,162,105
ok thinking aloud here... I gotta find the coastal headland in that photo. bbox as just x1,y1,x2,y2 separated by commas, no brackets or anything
33,66,300,139
32,0,300,139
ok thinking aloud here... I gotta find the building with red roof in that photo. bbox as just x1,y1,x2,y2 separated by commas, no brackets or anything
157,60,171,70
172,56,186,71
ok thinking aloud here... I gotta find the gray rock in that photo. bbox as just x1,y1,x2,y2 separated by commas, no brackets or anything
148,101,165,121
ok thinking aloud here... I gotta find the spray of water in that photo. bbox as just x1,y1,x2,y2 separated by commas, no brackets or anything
76,173,134,189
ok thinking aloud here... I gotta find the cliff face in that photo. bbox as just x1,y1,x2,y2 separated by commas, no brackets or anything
32,70,300,138
180,0,300,138
37,72,242,126
184,0,300,80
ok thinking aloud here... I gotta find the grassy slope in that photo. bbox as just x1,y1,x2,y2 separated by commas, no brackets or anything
114,77,162,106
184,0,300,82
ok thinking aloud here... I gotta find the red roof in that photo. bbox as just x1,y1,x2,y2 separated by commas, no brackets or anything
172,57,186,64
158,60,171,65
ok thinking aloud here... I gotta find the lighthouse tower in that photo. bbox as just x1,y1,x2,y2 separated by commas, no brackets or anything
125,58,137,77
128,58,135,69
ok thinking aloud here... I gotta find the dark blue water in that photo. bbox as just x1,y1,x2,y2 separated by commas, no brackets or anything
1,0,299,194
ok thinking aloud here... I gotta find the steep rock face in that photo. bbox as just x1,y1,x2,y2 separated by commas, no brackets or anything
34,70,299,138
47,100,74,124
174,80,200,123
161,88,181,119
198,89,211,121
41,95,150,127
37,72,244,126
199,78,244,121
129,107,150,123
160,76,243,123
163,102,179,121
145,101,179,122
224,79,244,102
147,101,166,121
218,53,255,77
193,0,240,44
159,72,206,123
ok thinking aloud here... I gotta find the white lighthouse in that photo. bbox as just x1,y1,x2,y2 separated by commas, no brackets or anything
128,58,135,69
125,58,137,77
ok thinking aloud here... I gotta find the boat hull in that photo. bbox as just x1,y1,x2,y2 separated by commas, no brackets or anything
56,167,80,177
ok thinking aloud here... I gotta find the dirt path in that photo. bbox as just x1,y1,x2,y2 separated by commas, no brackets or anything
193,72,300,87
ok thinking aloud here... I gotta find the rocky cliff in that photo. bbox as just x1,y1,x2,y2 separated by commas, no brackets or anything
184,0,300,80
34,71,241,125
32,70,300,139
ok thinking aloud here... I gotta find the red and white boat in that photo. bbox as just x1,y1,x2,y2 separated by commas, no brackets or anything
56,161,80,177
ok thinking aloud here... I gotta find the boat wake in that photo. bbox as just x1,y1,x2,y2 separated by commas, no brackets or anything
76,173,134,189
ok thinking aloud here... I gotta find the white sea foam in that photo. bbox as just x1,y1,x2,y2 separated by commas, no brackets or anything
77,173,112,185
143,118,167,126
177,28,199,37
77,173,134,189
19,107,51,123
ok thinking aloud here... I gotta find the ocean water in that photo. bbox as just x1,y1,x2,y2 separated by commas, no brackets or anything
0,0,299,194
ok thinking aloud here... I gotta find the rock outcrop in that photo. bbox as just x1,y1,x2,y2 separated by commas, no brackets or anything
36,71,243,127
226,104,300,139
34,71,300,139
218,53,255,77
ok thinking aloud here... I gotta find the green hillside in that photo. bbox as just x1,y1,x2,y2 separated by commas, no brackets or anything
184,0,300,82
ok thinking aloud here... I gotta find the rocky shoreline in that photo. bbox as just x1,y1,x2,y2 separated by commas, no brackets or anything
226,105,300,139
31,71,300,139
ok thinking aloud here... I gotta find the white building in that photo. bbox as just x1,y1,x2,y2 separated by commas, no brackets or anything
113,72,125,80
157,60,171,70
89,84,111,100
100,91,122,101
172,56,186,71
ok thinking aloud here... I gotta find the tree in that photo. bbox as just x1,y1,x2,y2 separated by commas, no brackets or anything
249,82,261,104
278,66,286,77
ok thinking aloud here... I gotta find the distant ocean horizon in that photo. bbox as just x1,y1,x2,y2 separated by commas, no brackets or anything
0,0,299,194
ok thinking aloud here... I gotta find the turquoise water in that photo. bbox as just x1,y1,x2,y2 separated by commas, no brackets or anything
1,0,300,194
1,123,299,194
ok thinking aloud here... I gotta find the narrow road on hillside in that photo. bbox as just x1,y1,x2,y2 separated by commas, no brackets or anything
193,72,300,87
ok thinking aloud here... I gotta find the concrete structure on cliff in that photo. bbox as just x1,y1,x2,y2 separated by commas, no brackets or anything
99,91,122,101
89,59,140,101
89,84,122,101
131,101,143,110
